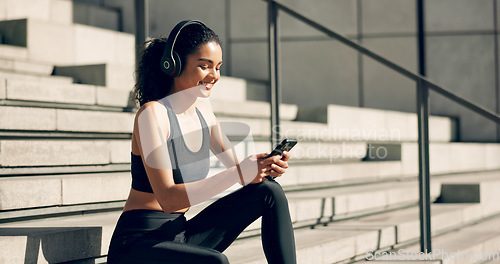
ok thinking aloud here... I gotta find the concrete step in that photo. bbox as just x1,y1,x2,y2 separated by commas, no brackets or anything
433,170,500,217
359,261,440,264
0,18,135,89
228,223,381,264
0,159,407,211
223,171,500,263
0,57,53,75
394,214,500,264
185,179,440,235
0,172,130,211
0,139,130,167
0,106,134,134
218,115,329,140
214,141,369,167
224,203,499,264
207,98,298,121
0,163,129,177
2,90,297,136
219,113,452,144
268,141,500,186
323,104,454,142
0,106,385,165
0,135,366,168
2,135,497,181
2,149,497,212
401,142,500,176
52,62,135,89
0,203,480,264
0,136,498,178
0,0,72,25
0,75,293,114
209,76,247,102
2,79,131,107
1,171,499,263
190,159,406,192
0,44,28,60
193,171,500,236
0,211,120,264
0,70,73,85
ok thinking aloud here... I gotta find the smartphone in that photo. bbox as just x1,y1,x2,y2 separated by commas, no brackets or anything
266,139,298,158
265,139,297,180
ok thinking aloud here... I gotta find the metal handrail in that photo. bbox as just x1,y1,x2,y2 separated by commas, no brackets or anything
269,0,500,123
264,0,500,255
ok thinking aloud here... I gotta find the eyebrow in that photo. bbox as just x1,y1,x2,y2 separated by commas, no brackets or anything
198,58,223,65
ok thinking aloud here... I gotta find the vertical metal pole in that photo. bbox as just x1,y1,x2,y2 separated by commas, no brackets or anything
417,0,432,253
357,0,364,108
134,0,149,67
225,0,232,76
417,80,432,253
493,0,500,142
268,0,281,146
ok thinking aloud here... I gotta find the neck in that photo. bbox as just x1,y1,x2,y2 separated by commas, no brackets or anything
159,88,197,115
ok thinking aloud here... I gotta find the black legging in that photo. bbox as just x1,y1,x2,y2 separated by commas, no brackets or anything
107,179,297,264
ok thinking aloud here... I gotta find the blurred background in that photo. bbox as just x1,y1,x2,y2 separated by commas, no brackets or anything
70,0,500,142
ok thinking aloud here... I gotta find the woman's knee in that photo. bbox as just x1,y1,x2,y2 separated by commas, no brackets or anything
255,180,288,205
258,179,284,192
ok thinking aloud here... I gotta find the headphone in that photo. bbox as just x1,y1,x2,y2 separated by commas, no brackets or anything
160,20,206,77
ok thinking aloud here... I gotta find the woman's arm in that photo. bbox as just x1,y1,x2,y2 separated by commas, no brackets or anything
209,117,244,168
135,102,277,214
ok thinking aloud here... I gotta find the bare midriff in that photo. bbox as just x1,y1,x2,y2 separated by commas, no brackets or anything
122,187,190,214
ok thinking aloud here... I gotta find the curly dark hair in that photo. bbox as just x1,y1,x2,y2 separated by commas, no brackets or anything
132,22,221,107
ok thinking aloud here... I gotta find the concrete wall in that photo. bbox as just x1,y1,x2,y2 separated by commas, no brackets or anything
78,0,500,142
425,0,499,142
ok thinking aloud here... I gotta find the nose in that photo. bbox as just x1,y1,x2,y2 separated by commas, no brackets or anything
208,67,219,82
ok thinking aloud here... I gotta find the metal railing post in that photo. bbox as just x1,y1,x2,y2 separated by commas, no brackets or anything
417,79,432,253
417,0,432,253
268,0,281,146
494,0,500,142
134,0,149,67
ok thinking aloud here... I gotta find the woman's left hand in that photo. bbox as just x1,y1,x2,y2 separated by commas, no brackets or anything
267,150,290,178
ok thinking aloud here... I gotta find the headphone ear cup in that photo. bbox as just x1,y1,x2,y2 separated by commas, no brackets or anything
171,51,182,77
161,57,173,75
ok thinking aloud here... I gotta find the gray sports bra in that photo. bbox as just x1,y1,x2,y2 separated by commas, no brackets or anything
131,104,210,193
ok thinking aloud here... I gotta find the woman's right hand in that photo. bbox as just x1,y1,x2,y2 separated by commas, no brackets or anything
238,153,281,185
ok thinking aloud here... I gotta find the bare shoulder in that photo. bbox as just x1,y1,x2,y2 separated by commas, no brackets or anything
133,101,171,137
136,101,168,117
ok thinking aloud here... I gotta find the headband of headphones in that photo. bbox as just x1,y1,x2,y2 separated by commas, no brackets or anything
160,20,205,77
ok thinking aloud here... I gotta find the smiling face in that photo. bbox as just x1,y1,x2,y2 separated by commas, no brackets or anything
171,42,223,98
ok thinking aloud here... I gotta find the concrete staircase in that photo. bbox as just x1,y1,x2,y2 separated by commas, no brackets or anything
1,1,500,263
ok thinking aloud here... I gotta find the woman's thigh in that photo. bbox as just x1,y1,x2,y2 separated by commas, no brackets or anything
110,238,229,264
185,180,285,251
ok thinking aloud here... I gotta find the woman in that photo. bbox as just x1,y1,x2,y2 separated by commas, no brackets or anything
107,20,296,264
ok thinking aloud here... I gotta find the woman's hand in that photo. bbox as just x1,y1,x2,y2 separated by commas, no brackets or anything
267,150,290,178
238,153,281,185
